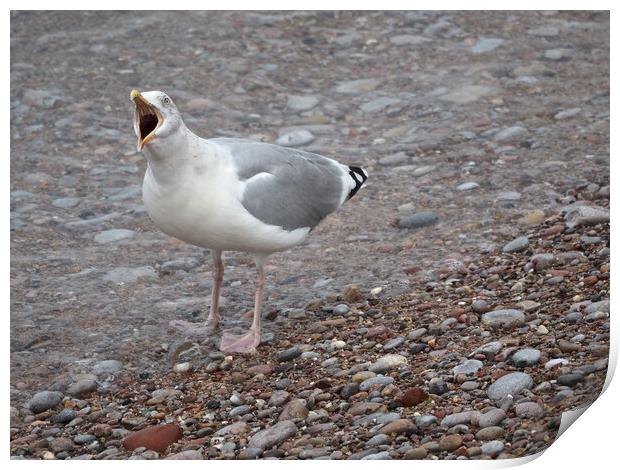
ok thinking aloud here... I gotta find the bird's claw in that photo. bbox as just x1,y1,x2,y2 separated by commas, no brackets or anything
220,328,260,353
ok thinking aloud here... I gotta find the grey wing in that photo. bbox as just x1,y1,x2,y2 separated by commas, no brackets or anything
214,138,347,232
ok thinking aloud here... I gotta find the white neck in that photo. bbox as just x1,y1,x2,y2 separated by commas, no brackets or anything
143,124,200,186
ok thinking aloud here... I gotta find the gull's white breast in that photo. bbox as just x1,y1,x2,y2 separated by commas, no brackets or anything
142,142,310,254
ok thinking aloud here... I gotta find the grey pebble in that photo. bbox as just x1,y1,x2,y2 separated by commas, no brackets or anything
53,197,80,209
481,309,525,328
359,375,394,391
92,359,123,375
51,408,77,423
502,236,529,253
277,346,302,362
27,390,64,413
487,372,534,400
94,229,136,244
511,348,541,368
398,212,439,229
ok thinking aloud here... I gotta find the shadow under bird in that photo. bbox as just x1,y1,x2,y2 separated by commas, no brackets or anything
130,89,368,353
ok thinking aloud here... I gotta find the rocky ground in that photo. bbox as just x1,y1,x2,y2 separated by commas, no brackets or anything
10,10,609,460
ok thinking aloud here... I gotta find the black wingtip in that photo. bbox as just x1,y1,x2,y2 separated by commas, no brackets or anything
347,165,368,200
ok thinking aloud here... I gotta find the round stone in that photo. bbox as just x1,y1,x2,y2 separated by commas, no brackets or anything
481,440,504,456
511,348,541,368
27,391,64,413
487,372,534,400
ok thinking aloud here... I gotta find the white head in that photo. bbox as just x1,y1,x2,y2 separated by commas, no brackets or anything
130,90,185,152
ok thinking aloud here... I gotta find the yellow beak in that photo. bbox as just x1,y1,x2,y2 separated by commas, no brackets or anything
130,89,141,100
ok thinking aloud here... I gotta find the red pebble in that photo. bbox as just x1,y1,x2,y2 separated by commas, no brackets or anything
122,423,183,452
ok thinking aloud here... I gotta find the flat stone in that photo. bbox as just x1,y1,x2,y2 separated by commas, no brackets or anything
477,408,506,427
27,391,64,413
359,375,394,391
528,26,559,37
440,85,498,104
493,126,528,142
511,348,541,368
360,97,401,113
66,379,97,398
545,48,572,60
441,411,474,427
103,266,157,284
214,421,249,436
439,434,463,452
278,399,308,421
248,420,297,450
457,182,480,191
92,359,123,375
122,424,183,453
390,34,431,46
502,236,529,253
275,130,315,147
94,229,136,244
481,309,525,328
379,418,416,435
379,152,409,166
52,197,80,209
165,450,203,460
369,354,407,373
361,451,391,460
382,337,405,351
452,359,483,376
49,437,75,453
515,402,544,418
51,408,77,423
405,447,428,459
472,37,504,53
565,206,609,227
286,95,320,112
398,212,439,229
277,346,302,362
557,373,583,387
554,108,581,120
487,372,534,400
415,415,438,429
476,426,504,440
401,387,428,407
334,78,382,94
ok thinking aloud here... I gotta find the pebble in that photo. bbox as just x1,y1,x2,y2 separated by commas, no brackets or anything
476,426,504,440
439,434,463,452
451,359,483,376
481,309,525,328
278,399,308,421
165,450,203,460
382,337,405,351
477,408,506,427
379,418,416,435
366,434,389,446
554,108,581,120
286,95,319,112
428,380,449,396
92,360,123,375
472,37,504,53
441,411,473,427
333,304,350,315
493,126,528,142
359,376,394,391
360,97,401,113
404,447,428,459
248,420,297,449
502,236,529,253
481,440,504,456
369,354,407,373
103,267,158,284
49,437,75,453
51,408,77,424
528,26,559,36
440,85,498,104
456,182,480,191
511,348,541,368
74,434,97,445
275,130,315,147
122,423,182,453
52,197,80,209
94,229,136,244
515,402,544,418
545,48,572,60
398,211,439,229
557,373,583,387
487,372,534,400
565,205,609,227
378,152,409,166
334,78,382,94
390,34,431,46
401,387,428,407
415,415,438,429
277,346,302,362
471,299,490,313
361,451,391,460
67,379,97,398
27,391,64,413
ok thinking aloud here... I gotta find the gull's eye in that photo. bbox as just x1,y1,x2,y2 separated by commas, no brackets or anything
162,97,170,105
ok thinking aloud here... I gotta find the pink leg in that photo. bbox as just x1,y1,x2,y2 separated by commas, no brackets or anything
220,264,264,353
206,250,223,332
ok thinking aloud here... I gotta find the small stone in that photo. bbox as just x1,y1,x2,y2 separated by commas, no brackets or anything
94,229,136,244
511,349,541,368
52,197,80,209
457,182,480,191
239,447,263,459
565,206,609,227
528,26,559,36
481,440,504,456
440,85,498,104
122,424,183,453
487,372,534,400
378,152,409,166
275,130,315,147
74,434,97,445
379,418,416,435
502,236,529,253
92,360,123,375
103,267,157,284
382,337,405,351
268,390,290,406
404,447,427,459
471,37,504,53
369,354,408,373
277,346,302,362
401,387,428,407
173,362,192,373
493,126,528,142
531,253,555,271
415,415,438,429
477,408,506,427
557,373,583,387
248,420,297,450
67,379,97,398
439,434,463,452
451,359,483,376
334,78,383,94
333,304,350,315
359,376,394,391
481,309,525,328
476,427,504,440
51,408,77,424
49,437,75,453
558,339,580,353
286,95,320,112
515,402,544,418
360,97,401,113
428,380,449,396
472,299,490,313
27,391,64,413
367,434,389,446
545,48,572,60
390,34,431,46
165,450,203,460
554,108,581,120
441,411,473,427
362,451,391,460
279,399,308,421
398,212,439,229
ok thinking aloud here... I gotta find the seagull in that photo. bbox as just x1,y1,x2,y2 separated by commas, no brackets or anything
130,90,368,353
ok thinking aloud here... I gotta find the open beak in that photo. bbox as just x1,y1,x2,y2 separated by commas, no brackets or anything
130,90,163,151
